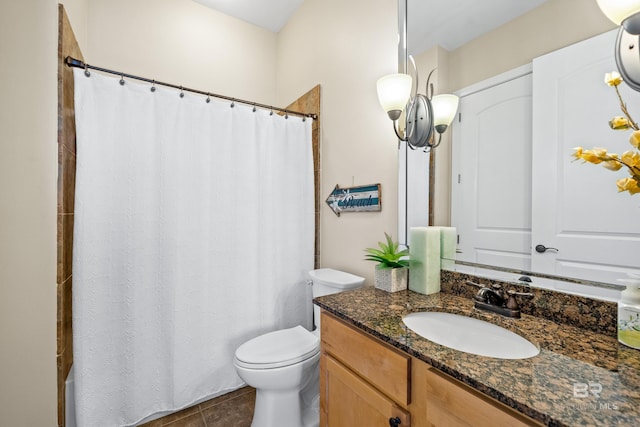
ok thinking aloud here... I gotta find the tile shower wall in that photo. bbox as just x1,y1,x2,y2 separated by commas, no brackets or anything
57,5,82,426
285,85,321,268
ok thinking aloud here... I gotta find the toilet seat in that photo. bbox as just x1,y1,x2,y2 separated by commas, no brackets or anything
234,325,320,369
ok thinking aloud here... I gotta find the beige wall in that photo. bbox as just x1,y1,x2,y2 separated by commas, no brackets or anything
0,0,58,425
0,0,397,423
448,0,615,92
86,0,278,105
277,0,399,283
59,0,89,52
415,0,616,226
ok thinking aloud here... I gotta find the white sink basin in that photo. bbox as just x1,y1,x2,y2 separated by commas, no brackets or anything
402,312,539,359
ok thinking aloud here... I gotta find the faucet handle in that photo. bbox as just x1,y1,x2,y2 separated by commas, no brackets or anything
465,280,483,288
507,289,534,297
505,289,534,310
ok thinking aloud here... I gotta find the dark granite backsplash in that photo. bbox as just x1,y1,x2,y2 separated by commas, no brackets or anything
441,270,617,337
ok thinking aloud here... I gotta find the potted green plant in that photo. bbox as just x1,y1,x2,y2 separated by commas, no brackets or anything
364,233,410,292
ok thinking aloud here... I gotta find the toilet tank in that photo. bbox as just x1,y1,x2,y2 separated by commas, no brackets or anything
309,268,365,330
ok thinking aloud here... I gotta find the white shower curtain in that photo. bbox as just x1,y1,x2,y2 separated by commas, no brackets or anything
72,68,314,427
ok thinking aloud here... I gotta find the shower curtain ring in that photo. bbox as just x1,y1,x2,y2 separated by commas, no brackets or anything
252,104,257,112
119,74,125,86
179,86,184,98
84,64,90,77
284,110,289,119
269,106,274,116
206,93,211,103
150,80,156,92
230,98,235,108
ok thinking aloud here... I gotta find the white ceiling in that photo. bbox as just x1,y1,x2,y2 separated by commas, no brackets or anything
193,0,550,54
408,0,550,54
193,0,305,33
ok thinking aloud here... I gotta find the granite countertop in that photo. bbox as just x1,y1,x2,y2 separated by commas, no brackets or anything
313,285,640,427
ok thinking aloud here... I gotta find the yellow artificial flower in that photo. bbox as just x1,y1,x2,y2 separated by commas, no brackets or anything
580,149,603,164
609,116,631,130
621,150,640,167
602,154,623,171
617,177,640,194
605,71,623,87
593,147,608,157
630,131,640,149
572,146,583,160
575,72,640,195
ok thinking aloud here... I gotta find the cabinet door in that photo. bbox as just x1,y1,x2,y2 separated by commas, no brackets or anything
322,354,410,427
321,311,410,406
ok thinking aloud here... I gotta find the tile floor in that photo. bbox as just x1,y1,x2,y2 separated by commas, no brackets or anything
139,387,255,427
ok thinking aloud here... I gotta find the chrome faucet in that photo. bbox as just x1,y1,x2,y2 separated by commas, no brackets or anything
475,285,505,306
466,281,533,319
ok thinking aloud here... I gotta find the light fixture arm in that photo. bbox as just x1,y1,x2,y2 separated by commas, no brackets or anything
391,118,407,141
376,62,458,152
430,132,444,150
425,68,435,100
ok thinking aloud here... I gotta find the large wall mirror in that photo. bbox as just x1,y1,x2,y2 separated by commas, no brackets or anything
399,0,640,300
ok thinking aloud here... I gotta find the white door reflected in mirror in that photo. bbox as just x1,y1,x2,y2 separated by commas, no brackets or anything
448,30,640,291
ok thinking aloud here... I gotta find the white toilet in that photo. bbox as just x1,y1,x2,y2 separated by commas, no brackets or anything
233,268,365,427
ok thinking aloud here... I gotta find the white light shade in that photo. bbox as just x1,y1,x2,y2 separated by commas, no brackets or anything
596,0,640,25
376,74,412,113
432,94,459,127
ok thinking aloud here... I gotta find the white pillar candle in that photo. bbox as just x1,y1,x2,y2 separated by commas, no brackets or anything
409,227,441,295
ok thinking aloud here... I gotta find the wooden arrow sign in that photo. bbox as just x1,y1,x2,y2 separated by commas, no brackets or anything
325,183,381,217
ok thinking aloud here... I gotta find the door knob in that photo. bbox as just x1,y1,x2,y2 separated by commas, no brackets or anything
389,417,402,427
535,244,558,253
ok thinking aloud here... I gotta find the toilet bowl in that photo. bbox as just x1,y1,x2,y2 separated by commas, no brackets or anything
233,268,365,427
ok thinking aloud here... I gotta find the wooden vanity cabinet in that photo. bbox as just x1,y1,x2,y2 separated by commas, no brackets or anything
320,311,411,426
412,363,543,427
320,310,542,427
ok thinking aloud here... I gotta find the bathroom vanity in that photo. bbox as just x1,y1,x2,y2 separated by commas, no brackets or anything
320,311,539,426
314,271,640,427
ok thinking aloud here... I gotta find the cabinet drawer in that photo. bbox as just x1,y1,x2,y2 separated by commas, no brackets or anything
321,310,410,406
425,367,542,427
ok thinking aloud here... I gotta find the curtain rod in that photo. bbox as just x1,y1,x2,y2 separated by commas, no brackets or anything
65,57,317,121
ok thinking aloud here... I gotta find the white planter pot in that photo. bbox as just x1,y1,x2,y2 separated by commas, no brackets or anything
374,267,408,292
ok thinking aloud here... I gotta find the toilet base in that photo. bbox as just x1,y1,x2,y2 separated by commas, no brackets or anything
250,390,299,427
301,394,320,427
248,359,320,427
251,390,319,427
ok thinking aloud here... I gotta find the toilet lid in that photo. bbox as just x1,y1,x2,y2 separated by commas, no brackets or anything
235,325,320,369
